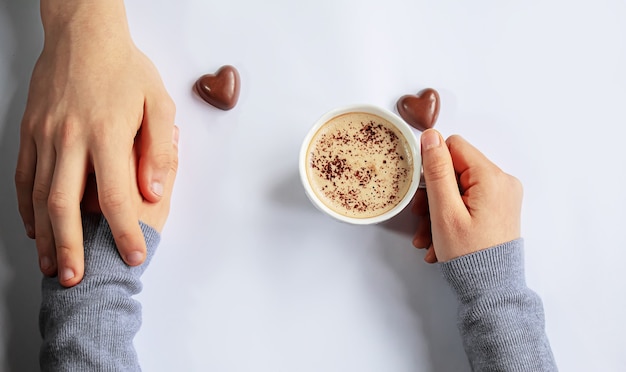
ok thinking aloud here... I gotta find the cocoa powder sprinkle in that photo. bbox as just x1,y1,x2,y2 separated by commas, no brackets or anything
306,112,413,218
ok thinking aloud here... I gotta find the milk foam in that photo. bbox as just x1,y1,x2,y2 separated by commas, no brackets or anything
306,112,414,218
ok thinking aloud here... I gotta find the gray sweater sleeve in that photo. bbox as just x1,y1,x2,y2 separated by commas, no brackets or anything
440,239,557,372
39,214,160,372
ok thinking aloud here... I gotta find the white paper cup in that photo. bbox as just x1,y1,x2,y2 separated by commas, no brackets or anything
299,104,422,224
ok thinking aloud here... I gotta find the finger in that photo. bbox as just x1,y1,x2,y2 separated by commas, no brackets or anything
173,125,180,151
137,96,176,202
32,145,57,276
420,129,468,227
15,132,37,239
412,215,432,249
136,125,180,232
411,187,429,216
446,135,498,189
94,142,146,266
146,124,179,200
163,125,180,199
411,188,431,248
424,245,438,264
48,149,88,287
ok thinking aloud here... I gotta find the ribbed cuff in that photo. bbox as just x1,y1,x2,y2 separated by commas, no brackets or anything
39,214,161,372
81,214,160,274
440,239,525,303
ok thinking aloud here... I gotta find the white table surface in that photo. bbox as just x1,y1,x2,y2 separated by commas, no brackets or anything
1,1,625,371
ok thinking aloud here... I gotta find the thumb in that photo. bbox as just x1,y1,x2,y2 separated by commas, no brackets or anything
420,129,467,228
138,98,176,202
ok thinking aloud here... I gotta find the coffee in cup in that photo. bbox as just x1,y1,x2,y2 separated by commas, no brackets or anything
300,105,421,224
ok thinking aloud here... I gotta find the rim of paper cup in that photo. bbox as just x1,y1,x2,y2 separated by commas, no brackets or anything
299,104,422,225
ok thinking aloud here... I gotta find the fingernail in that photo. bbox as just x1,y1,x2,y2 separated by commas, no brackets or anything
424,248,436,263
61,268,75,282
421,130,441,150
126,251,144,266
151,182,164,197
412,235,422,249
172,126,180,146
25,224,35,239
40,256,52,271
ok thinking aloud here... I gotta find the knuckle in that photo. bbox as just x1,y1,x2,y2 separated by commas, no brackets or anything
55,244,73,257
149,97,176,123
480,167,502,191
152,149,172,170
424,159,453,182
32,182,50,206
99,186,128,213
113,229,144,254
55,119,81,148
14,168,32,189
485,169,523,201
170,150,179,173
20,116,39,136
490,167,507,183
32,117,56,139
159,97,177,119
510,174,523,190
47,190,72,217
507,174,524,199
91,121,134,150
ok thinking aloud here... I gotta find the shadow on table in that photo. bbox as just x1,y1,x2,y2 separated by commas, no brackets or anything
378,206,472,372
272,171,470,371
0,1,44,371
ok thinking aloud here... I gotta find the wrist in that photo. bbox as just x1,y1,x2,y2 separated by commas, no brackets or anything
40,0,132,49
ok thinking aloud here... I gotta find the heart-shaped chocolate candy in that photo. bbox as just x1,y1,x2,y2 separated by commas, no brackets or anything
396,88,440,131
194,65,241,110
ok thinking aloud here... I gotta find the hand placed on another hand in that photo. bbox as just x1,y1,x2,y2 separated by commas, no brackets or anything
14,0,176,286
82,126,180,234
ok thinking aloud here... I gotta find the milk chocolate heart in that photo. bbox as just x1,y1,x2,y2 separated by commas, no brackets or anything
396,88,440,131
194,65,240,110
